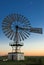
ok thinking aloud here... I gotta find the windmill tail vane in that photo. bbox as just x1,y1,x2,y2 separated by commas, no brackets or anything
18,26,42,34
30,27,42,34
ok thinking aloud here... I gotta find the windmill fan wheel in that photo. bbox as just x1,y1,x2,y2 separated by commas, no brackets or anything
2,13,31,41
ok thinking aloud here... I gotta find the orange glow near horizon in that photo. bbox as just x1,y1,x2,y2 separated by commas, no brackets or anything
0,51,8,56
0,50,44,56
24,50,44,56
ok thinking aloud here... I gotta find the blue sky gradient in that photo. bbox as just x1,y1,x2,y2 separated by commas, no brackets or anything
0,0,44,56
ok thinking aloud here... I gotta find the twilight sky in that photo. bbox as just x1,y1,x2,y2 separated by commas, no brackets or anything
0,0,44,56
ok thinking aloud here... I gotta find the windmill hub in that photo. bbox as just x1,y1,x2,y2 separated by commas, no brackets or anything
16,25,18,29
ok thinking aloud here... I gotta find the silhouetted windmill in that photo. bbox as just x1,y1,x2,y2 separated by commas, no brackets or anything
2,13,42,60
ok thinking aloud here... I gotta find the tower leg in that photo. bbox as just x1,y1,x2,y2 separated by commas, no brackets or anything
12,46,13,60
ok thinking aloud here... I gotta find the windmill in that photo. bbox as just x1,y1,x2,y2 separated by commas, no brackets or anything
2,13,42,60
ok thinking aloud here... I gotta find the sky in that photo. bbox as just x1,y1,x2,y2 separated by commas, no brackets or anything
0,0,44,56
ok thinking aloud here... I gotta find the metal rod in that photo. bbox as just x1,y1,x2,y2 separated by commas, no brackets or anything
15,26,18,60
15,26,18,52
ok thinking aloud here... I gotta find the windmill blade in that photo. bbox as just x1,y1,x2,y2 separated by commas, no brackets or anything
19,31,24,40
21,31,27,39
18,32,22,41
10,32,14,40
23,31,29,38
30,27,42,34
